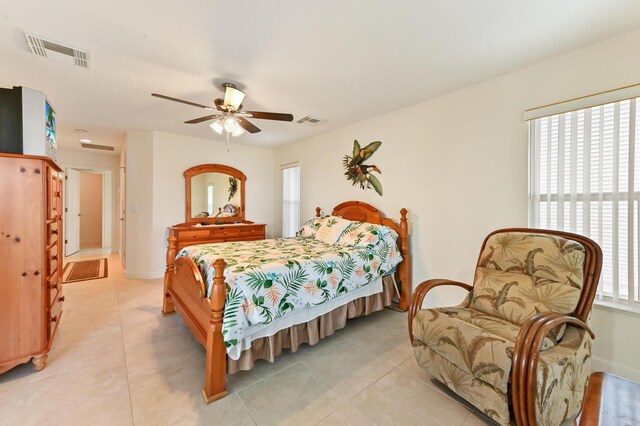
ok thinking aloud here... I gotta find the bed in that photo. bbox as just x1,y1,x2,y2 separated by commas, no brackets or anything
162,200,411,403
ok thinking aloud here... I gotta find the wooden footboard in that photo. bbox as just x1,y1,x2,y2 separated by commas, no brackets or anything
163,236,228,403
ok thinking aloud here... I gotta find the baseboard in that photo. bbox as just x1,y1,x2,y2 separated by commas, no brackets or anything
591,355,640,382
123,269,163,280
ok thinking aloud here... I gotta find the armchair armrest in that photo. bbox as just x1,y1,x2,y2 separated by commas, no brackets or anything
511,313,594,426
408,279,473,344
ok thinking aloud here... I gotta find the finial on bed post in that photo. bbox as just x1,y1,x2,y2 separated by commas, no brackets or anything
162,236,177,315
398,208,411,311
203,258,228,404
316,207,322,218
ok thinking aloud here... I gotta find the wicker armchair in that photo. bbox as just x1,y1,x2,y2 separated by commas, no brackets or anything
408,228,602,426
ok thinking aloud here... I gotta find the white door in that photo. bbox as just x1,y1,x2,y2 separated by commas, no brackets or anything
119,164,126,266
65,168,81,256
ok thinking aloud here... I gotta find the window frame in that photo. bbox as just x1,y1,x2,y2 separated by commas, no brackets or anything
281,163,301,239
528,96,640,314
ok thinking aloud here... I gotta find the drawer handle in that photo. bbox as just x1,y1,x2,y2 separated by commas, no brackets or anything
51,315,57,323
58,296,65,302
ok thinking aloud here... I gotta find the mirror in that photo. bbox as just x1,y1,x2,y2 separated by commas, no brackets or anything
184,164,246,223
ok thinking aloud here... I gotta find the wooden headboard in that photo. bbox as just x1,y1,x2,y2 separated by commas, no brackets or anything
315,200,411,310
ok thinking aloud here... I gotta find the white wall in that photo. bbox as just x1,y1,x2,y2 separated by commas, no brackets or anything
125,130,275,279
274,29,640,381
124,131,154,277
56,148,120,252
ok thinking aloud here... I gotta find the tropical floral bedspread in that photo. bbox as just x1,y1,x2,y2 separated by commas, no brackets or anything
177,236,402,355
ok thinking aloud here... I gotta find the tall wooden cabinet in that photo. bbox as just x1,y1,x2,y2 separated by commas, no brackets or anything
0,153,64,374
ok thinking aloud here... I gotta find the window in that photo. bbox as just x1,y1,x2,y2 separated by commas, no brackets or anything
282,164,300,238
207,184,214,214
530,96,640,309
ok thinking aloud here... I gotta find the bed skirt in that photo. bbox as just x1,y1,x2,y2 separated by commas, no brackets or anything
227,275,396,374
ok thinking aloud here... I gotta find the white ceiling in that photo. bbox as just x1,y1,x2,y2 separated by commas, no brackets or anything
1,0,639,153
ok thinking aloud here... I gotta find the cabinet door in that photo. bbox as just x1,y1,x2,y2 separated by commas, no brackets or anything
0,157,44,361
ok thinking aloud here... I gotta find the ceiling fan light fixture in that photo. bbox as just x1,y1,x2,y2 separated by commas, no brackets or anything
224,117,238,132
223,86,245,110
231,126,245,137
209,119,224,135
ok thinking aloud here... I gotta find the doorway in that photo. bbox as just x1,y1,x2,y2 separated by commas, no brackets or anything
65,167,113,257
79,171,103,249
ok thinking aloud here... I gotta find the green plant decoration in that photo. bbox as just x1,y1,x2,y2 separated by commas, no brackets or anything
228,177,239,201
343,140,383,196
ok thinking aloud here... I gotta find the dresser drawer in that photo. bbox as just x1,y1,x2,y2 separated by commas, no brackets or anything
213,227,241,238
47,221,60,245
238,226,264,237
46,245,59,276
178,229,212,242
47,169,61,220
48,271,61,305
48,293,63,338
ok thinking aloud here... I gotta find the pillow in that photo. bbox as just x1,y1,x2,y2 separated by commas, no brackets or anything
315,216,353,245
336,222,392,248
298,218,321,238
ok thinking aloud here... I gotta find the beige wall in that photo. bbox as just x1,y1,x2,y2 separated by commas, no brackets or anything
274,29,640,381
79,172,103,249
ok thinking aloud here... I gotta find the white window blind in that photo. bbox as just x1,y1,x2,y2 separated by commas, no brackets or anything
282,165,300,238
530,97,640,308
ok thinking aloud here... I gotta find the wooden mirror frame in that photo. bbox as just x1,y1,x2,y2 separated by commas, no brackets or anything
184,164,246,224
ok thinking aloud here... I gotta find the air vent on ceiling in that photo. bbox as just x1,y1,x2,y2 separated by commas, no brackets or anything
25,33,90,68
81,143,114,151
296,116,322,125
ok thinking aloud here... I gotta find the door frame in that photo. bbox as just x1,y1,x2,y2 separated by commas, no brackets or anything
63,166,114,254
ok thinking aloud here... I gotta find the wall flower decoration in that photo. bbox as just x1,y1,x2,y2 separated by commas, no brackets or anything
228,177,239,201
343,140,383,196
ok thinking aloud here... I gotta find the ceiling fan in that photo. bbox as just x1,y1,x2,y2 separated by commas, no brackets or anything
151,83,294,140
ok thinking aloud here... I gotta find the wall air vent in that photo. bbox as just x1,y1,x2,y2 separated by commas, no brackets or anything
81,143,114,151
25,33,90,68
296,116,322,125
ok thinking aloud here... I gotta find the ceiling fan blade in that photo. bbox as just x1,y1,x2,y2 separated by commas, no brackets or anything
246,111,294,122
152,93,213,109
237,117,261,133
184,114,221,124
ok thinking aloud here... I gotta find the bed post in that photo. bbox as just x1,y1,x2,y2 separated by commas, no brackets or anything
315,207,321,218
398,208,411,310
203,258,228,404
162,236,177,315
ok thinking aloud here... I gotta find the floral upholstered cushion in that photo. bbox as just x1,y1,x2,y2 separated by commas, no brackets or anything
470,232,585,325
298,218,320,238
314,216,353,245
412,307,592,426
413,308,514,394
433,307,558,350
335,221,391,248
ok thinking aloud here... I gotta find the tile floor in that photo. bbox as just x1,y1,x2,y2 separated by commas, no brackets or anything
0,253,494,426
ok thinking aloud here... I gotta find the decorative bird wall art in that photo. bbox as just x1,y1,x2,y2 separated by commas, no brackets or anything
343,140,383,196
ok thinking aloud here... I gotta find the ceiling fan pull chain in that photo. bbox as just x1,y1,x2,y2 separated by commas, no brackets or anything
226,131,230,152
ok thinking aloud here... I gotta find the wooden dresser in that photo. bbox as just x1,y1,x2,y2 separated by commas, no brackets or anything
169,222,266,251
0,153,64,374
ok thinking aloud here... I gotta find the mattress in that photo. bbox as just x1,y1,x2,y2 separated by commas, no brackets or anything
177,236,402,358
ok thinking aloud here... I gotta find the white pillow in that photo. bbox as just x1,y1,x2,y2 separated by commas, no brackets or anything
315,216,353,245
